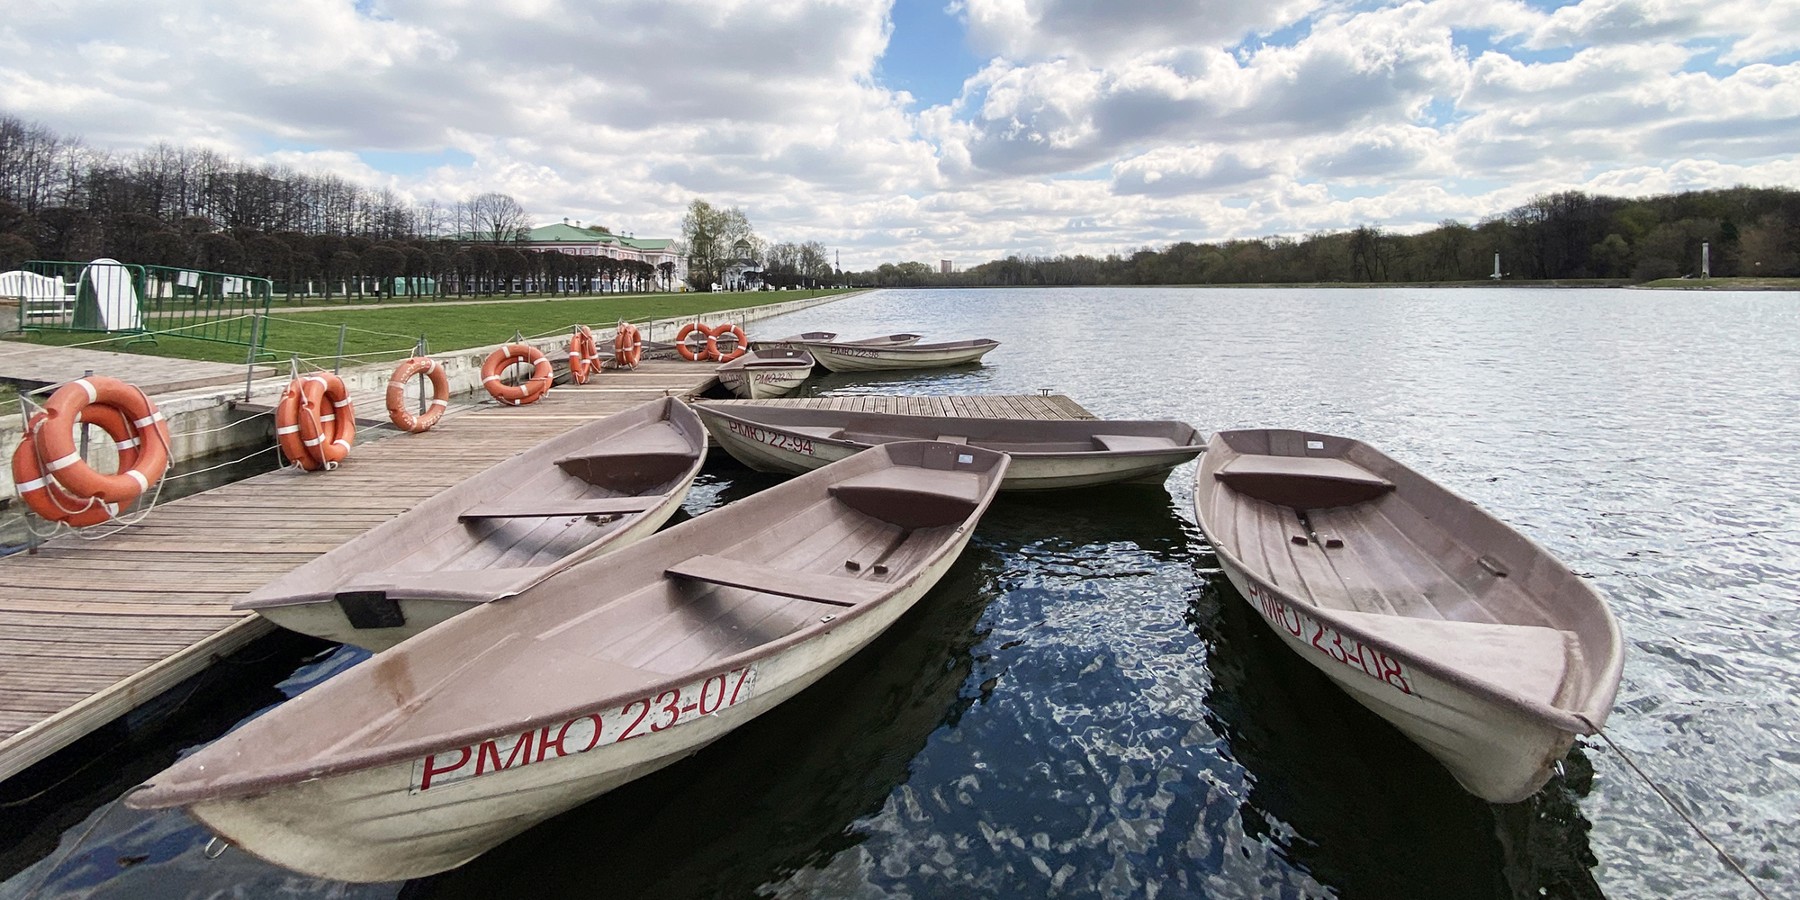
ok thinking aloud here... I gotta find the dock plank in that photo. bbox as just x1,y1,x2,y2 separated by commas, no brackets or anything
0,361,718,783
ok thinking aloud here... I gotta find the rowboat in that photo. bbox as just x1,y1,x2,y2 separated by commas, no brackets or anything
754,332,922,350
1191,429,1623,803
715,348,815,400
129,441,1010,882
237,397,706,651
696,403,1201,490
800,338,998,373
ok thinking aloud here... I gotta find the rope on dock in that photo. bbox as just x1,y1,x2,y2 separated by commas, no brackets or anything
1582,718,1774,900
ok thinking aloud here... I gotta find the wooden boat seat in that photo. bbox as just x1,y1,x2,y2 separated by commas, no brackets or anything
1330,608,1573,704
666,554,889,607
1215,454,1394,508
1092,434,1181,452
829,468,983,528
555,425,698,490
459,495,660,521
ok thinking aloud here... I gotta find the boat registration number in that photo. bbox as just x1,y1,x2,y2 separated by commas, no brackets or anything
1244,582,1414,695
837,348,880,358
410,665,758,793
727,420,814,455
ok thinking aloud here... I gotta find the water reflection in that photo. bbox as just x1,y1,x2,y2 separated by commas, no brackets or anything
409,543,1002,899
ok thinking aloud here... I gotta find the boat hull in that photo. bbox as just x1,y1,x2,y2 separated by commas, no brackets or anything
1211,554,1576,803
805,342,996,372
717,365,810,400
248,475,696,651
702,415,1194,490
179,523,975,882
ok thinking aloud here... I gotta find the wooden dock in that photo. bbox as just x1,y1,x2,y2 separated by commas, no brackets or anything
0,373,1095,783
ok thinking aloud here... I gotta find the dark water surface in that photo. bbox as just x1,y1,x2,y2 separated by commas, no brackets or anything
3,287,1796,898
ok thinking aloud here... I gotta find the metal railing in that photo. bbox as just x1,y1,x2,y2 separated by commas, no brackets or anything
15,259,274,356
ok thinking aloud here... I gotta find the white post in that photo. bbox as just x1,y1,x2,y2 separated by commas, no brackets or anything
1701,242,1711,278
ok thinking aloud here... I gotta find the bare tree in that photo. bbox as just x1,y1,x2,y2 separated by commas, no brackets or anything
468,192,528,244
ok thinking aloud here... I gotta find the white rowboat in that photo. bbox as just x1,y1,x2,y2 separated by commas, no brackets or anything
130,441,1010,881
797,338,998,373
237,397,705,651
696,402,1201,490
1192,429,1623,803
715,348,815,400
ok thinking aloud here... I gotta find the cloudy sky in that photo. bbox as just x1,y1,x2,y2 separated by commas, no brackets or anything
3,0,1797,267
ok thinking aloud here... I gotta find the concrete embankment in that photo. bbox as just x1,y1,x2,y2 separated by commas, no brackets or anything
0,290,856,496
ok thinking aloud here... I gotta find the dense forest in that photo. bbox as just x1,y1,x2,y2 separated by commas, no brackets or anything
5,112,1797,296
852,187,1800,288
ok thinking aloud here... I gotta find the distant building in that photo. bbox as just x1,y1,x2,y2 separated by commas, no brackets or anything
456,221,686,289
940,259,953,274
517,223,686,288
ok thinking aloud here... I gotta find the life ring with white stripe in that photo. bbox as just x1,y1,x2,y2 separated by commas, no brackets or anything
273,374,355,470
567,326,601,384
707,323,748,362
674,322,708,362
481,344,553,405
274,379,320,471
386,357,450,433
614,323,643,369
30,375,170,506
12,411,124,527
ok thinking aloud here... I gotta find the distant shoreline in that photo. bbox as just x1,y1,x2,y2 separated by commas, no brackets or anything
862,278,1798,291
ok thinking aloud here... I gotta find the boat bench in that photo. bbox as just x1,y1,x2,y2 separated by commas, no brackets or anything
1329,608,1574,704
829,468,983,528
556,444,696,491
666,554,889,607
1215,454,1394,509
459,495,660,521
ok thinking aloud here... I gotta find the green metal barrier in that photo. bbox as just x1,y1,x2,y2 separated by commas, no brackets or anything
18,259,273,357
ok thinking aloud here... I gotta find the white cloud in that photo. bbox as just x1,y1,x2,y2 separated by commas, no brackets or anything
0,0,1795,268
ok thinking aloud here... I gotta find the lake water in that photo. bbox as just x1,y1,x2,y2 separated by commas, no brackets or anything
3,286,1796,899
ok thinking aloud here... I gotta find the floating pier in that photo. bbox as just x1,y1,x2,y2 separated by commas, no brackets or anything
0,371,1094,783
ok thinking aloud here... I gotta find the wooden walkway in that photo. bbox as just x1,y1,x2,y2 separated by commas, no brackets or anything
705,393,1096,419
0,359,706,782
0,340,273,394
0,370,1098,783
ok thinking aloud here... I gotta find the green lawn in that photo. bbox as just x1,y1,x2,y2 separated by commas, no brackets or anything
9,290,855,365
1637,276,1800,290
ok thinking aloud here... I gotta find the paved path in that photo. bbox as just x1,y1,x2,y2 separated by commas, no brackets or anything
0,341,273,395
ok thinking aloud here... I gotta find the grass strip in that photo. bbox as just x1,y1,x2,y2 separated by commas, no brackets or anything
8,290,854,365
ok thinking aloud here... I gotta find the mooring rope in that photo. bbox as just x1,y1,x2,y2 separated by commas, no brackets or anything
1582,720,1773,900
21,786,145,900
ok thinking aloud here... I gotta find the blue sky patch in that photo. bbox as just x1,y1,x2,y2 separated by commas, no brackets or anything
879,0,984,108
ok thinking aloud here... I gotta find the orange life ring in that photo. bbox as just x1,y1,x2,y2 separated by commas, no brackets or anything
482,343,554,405
707,323,748,362
32,375,170,505
674,322,708,362
275,379,321,471
386,357,450,433
613,323,643,369
12,412,122,526
293,373,356,469
567,326,601,384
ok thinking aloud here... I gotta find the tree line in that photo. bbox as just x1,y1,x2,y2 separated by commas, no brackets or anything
0,113,668,299
680,198,832,290
851,186,1800,288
